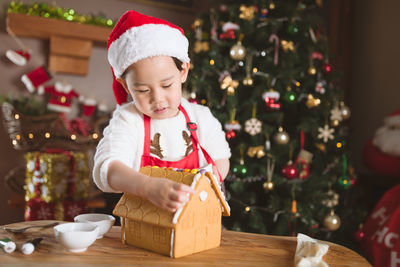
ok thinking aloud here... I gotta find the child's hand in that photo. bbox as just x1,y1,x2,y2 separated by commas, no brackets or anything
143,177,195,212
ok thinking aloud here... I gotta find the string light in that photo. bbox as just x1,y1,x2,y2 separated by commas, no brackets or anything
92,133,99,139
252,67,258,73
295,81,301,87
245,206,251,212
71,134,77,140
209,59,215,65
16,134,21,140
28,133,34,139
336,142,342,149
12,140,17,145
14,114,20,120
45,132,51,138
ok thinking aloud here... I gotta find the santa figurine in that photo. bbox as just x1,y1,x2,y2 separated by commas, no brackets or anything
38,81,79,113
363,109,400,177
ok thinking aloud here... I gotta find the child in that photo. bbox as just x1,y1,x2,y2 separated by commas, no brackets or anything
93,10,231,213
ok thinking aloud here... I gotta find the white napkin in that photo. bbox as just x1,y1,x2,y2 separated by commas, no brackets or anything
294,233,330,267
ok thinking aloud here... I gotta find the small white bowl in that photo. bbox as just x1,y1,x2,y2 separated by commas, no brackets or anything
54,223,99,253
74,213,115,239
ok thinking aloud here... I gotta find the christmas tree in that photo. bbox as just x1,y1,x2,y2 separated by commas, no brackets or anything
186,0,366,248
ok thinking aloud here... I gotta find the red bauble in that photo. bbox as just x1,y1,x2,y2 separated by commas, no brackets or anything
188,97,198,104
363,138,400,177
282,163,298,179
226,130,236,139
322,63,332,74
354,229,365,242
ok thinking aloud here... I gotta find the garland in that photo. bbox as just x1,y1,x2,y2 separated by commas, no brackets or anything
8,1,115,28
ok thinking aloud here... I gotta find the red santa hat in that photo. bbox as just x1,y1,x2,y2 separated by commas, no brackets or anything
384,109,400,126
6,49,31,66
107,10,190,105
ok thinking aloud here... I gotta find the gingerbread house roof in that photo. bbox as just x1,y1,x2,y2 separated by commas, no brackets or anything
113,166,230,229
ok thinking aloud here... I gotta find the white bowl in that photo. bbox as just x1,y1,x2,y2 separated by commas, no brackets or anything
74,213,115,239
54,223,99,253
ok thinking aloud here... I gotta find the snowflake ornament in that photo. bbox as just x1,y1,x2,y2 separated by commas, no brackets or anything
317,124,335,143
322,189,339,207
245,118,262,136
330,106,343,121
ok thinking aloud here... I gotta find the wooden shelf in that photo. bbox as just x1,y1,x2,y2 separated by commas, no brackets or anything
6,13,112,75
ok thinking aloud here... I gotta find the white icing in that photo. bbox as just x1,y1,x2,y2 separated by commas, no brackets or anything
199,191,208,201
170,229,175,258
172,207,184,224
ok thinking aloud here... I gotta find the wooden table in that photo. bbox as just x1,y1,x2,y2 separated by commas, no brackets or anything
0,220,370,266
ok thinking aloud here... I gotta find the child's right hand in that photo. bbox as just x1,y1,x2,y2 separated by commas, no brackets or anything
142,177,195,212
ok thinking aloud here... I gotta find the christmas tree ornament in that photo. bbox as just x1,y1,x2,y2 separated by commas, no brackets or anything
188,91,198,104
262,90,281,110
224,109,241,139
282,161,298,179
322,189,339,208
263,154,275,191
193,41,209,54
354,224,365,242
281,40,295,52
322,62,332,74
232,148,248,177
307,66,317,75
219,72,239,95
317,124,334,143
243,75,254,86
331,119,340,127
239,5,256,21
274,126,290,145
244,104,262,136
263,181,274,191
284,85,296,102
259,8,268,20
315,80,327,94
219,22,239,40
287,23,299,34
245,118,262,136
265,135,271,151
81,98,97,117
247,146,265,158
294,131,313,179
306,94,321,108
21,66,52,93
192,18,203,29
311,51,324,60
269,34,280,66
340,101,351,120
330,106,343,122
6,49,31,66
243,54,254,86
338,154,351,189
269,2,276,9
230,41,246,61
323,209,341,231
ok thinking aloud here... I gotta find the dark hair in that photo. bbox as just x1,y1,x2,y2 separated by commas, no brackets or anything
172,57,183,71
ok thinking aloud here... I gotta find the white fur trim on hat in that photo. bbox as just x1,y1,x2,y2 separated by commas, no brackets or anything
21,74,35,93
384,114,400,126
108,24,190,78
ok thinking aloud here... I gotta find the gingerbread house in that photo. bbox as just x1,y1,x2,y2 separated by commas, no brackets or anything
112,166,230,258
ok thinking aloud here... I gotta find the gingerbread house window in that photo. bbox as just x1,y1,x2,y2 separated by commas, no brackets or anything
153,227,167,244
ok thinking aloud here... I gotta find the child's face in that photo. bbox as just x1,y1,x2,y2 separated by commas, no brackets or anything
119,56,189,119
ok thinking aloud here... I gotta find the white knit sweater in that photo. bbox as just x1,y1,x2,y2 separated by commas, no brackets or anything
93,98,231,193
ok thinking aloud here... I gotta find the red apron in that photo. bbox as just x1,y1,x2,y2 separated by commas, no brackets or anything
140,105,223,182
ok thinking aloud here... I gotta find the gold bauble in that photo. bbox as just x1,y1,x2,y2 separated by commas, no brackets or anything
323,210,341,231
308,66,317,75
274,127,290,145
243,76,254,86
230,42,246,60
341,104,351,120
331,119,340,127
263,181,274,191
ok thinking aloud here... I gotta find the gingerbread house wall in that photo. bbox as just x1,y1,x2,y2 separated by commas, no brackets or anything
172,177,222,258
124,219,172,256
